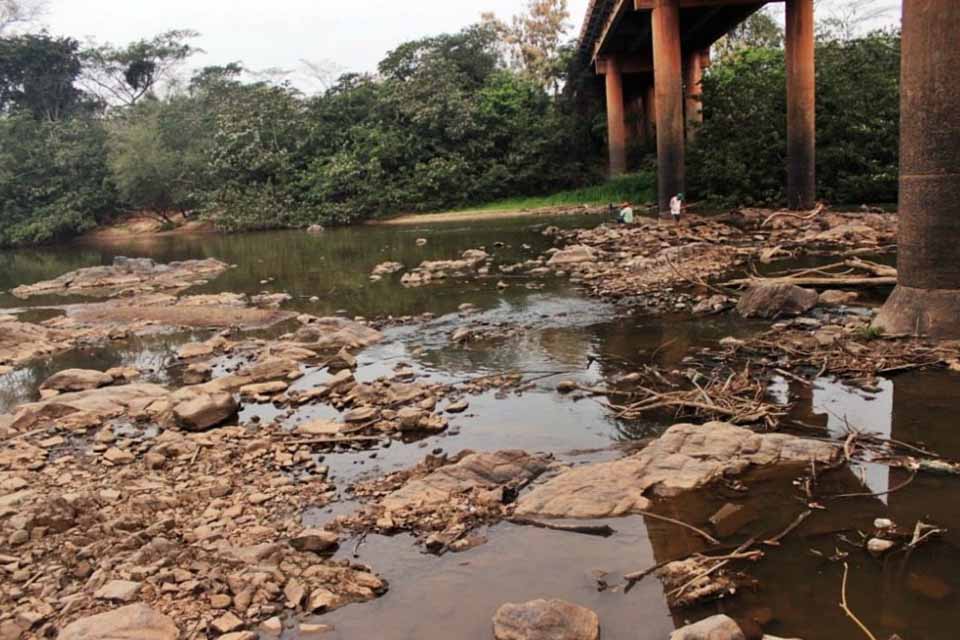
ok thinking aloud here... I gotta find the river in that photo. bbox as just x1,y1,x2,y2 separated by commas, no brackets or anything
1,214,958,639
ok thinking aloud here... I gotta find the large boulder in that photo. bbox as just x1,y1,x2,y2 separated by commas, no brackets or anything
670,615,745,640
547,245,595,267
736,283,818,319
173,392,238,431
58,603,178,640
40,369,114,393
516,422,839,519
492,599,600,640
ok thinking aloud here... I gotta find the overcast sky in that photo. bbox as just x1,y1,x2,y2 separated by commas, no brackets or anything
43,0,899,87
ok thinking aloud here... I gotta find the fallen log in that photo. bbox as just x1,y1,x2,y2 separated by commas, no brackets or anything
724,276,896,288
507,517,615,537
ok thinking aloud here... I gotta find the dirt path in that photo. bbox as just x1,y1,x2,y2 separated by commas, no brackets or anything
373,204,610,225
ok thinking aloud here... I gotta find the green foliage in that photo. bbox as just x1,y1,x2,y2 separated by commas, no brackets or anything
465,172,655,212
688,30,901,207
0,112,115,245
0,32,85,120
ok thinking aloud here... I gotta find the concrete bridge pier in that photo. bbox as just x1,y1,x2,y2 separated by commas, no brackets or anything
875,0,960,339
603,56,628,176
785,0,816,210
652,0,686,216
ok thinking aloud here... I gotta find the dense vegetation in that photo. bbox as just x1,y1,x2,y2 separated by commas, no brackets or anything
688,25,901,207
0,1,900,247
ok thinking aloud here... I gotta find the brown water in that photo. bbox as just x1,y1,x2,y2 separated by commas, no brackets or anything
2,215,958,639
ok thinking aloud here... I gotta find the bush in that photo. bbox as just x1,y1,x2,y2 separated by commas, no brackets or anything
688,30,900,207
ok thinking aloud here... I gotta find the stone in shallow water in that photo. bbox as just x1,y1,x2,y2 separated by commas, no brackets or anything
492,599,599,640
40,368,114,392
670,615,745,640
737,283,818,319
516,422,839,519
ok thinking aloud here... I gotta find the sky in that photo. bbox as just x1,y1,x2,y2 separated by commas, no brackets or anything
40,0,899,89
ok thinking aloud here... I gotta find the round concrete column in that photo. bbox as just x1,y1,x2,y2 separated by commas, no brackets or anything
875,1,960,338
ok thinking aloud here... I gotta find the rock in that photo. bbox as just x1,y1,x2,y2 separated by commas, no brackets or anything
556,380,577,394
307,224,324,234
219,633,256,640
383,450,550,512
284,578,306,608
737,283,818,319
298,623,334,636
371,262,403,277
416,238,428,246
40,369,114,392
295,420,343,437
289,528,339,553
670,615,745,640
547,245,596,267
445,400,469,414
307,587,338,612
516,422,839,518
103,447,135,465
692,294,733,315
238,381,288,398
211,612,244,634
344,406,378,423
94,580,142,603
326,347,357,371
867,538,895,557
492,599,600,640
183,362,213,385
177,342,215,359
13,258,229,299
210,594,232,609
259,617,283,637
59,603,178,640
173,392,238,431
819,289,859,306
874,518,895,530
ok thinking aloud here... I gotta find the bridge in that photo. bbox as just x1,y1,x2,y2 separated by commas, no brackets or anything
579,0,815,213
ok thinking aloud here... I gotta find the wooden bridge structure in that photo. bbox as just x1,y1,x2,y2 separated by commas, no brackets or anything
579,0,815,213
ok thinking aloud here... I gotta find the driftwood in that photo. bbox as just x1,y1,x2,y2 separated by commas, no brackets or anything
726,275,896,288
507,517,615,537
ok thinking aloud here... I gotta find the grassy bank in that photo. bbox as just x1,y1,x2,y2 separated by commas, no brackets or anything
461,173,655,212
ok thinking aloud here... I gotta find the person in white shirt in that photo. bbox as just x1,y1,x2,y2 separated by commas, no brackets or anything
618,202,635,224
669,193,684,221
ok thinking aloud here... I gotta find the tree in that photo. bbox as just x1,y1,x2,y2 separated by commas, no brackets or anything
0,0,46,35
80,29,200,107
713,8,784,60
484,0,571,93
0,33,85,120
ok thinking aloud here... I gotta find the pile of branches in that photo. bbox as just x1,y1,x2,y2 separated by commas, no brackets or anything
725,326,960,387
578,363,786,428
725,257,897,289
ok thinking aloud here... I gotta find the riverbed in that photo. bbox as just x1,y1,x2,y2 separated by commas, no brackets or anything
1,214,958,640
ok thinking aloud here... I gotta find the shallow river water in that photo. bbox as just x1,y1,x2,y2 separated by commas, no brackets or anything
2,215,959,639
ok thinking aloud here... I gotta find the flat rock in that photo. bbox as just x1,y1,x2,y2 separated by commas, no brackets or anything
94,579,142,603
383,450,551,512
737,283,818,319
492,599,599,640
295,420,343,437
516,422,839,518
670,615,745,640
173,392,238,431
40,369,114,392
290,529,339,553
13,257,229,298
547,245,596,267
59,603,178,640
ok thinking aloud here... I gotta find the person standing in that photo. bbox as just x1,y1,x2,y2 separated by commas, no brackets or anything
669,193,684,222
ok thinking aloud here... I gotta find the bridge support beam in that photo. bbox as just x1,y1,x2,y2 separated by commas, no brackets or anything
644,83,657,144
785,0,816,210
604,56,628,176
684,49,705,142
652,0,685,216
875,0,960,338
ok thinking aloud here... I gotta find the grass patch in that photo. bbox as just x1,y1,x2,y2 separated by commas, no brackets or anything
460,173,655,213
